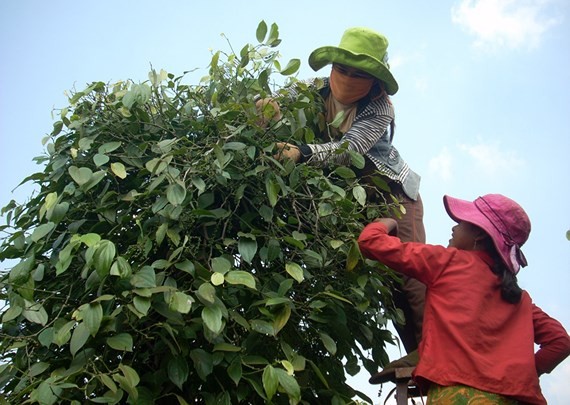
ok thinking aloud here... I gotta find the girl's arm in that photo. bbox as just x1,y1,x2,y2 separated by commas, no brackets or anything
358,221,453,285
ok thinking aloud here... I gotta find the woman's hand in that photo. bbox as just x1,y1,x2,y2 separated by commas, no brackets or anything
255,98,282,127
274,142,300,162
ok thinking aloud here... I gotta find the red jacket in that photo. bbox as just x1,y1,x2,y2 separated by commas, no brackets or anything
358,222,570,405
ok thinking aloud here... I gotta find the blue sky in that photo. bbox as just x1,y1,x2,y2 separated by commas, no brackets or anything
1,1,569,403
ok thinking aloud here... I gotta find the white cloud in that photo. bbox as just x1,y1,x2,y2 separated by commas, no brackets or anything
451,0,561,50
428,147,454,182
428,142,525,183
389,46,430,93
458,141,525,175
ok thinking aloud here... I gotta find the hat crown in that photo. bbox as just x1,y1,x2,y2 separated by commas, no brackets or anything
475,194,531,246
338,27,389,67
308,27,399,95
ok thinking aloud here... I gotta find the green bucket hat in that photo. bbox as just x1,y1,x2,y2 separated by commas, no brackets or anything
308,27,399,95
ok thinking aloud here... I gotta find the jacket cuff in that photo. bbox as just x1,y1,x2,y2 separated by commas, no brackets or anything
298,145,312,163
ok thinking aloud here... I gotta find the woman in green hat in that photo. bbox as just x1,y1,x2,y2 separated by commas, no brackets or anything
271,27,426,381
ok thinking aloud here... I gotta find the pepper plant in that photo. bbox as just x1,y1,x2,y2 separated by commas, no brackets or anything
0,21,404,404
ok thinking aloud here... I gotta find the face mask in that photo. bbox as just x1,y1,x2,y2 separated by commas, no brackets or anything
329,67,375,104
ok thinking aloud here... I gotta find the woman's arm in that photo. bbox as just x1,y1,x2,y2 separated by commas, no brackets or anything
532,303,570,375
301,98,393,165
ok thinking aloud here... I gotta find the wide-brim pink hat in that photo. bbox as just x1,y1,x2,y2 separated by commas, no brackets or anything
443,194,531,274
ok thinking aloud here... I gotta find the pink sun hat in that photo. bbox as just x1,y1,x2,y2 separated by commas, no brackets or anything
443,194,531,274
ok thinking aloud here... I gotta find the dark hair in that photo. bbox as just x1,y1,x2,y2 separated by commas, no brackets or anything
482,238,522,304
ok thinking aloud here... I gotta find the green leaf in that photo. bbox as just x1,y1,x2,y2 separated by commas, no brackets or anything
250,320,275,336
211,272,225,286
197,282,216,305
156,223,167,245
22,301,48,326
31,222,55,242
81,170,106,191
28,362,50,378
98,373,118,393
280,58,300,76
107,333,133,352
35,380,61,405
352,185,367,206
222,142,247,151
93,153,110,167
68,166,93,186
111,162,127,179
9,256,34,285
227,356,242,386
98,141,122,154
273,305,291,334
168,357,189,390
238,235,257,264
320,291,353,305
346,239,361,271
265,297,290,306
267,22,280,46
319,332,337,355
80,233,101,246
225,271,256,290
114,364,139,400
48,202,69,223
191,177,206,194
110,256,132,278
70,322,90,356
256,20,268,43
130,266,156,288
84,302,103,337
265,177,279,207
307,359,330,389
262,365,278,400
333,166,355,179
2,305,22,322
318,202,333,217
275,368,301,402
94,240,116,277
189,349,213,381
213,343,241,352
133,296,150,316
211,256,231,274
145,157,170,175
202,305,223,334
168,291,194,314
329,240,344,249
283,236,305,250
53,320,75,347
38,328,54,347
285,262,304,283
347,150,366,169
166,182,186,206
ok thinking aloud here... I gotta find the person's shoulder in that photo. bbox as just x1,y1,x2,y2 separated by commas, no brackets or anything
362,95,394,116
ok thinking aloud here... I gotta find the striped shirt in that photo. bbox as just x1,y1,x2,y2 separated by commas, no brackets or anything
293,78,419,199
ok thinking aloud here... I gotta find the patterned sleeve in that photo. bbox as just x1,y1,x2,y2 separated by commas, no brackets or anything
304,97,394,166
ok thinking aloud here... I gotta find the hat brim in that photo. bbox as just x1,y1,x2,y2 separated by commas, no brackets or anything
443,195,516,273
309,46,399,95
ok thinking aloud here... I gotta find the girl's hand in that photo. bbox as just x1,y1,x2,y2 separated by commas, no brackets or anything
373,218,399,237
